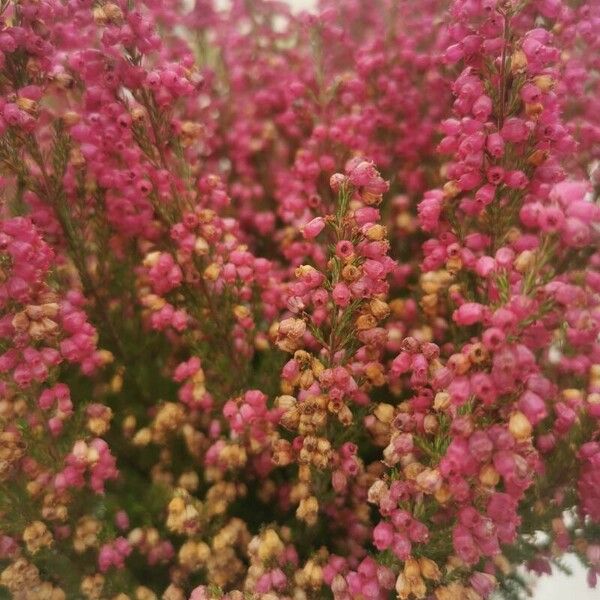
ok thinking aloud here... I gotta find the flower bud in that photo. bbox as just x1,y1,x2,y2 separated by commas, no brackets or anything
509,411,533,440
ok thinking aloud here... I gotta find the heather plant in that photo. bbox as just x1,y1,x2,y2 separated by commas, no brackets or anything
0,1,599,600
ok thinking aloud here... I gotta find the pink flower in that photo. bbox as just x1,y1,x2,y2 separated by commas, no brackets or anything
332,283,351,307
372,521,394,550
453,302,487,326
301,217,325,239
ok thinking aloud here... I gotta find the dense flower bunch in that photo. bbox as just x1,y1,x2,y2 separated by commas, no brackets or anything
0,0,599,599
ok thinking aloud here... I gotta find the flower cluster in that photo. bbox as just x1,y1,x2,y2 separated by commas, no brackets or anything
0,0,599,599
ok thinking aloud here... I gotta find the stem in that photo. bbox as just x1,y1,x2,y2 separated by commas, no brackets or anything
498,11,511,129
22,135,158,406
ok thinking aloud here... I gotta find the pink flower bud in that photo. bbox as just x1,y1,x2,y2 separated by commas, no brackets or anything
501,117,529,143
301,217,325,239
486,132,505,157
472,95,492,120
373,521,394,550
475,184,496,207
332,282,351,307
453,302,486,326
